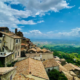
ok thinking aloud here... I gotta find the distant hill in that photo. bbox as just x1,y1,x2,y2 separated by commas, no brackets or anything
31,39,80,47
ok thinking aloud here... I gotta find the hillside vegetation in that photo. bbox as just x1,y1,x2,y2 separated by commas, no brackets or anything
39,45,80,66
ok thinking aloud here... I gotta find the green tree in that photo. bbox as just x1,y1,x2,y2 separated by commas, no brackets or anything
47,69,68,80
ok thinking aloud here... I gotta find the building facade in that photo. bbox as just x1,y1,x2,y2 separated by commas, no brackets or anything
0,31,21,66
0,67,16,80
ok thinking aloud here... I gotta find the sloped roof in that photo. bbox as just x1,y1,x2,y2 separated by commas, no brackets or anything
0,31,21,39
0,67,16,75
63,63,80,71
54,57,60,61
23,37,30,41
43,58,59,68
74,77,80,80
60,58,66,61
36,47,42,52
13,73,34,80
0,27,8,28
57,62,67,72
14,58,49,80
28,48,36,52
41,49,50,53
69,71,76,76
62,71,73,80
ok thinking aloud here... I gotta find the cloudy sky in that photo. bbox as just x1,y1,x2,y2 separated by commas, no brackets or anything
0,0,80,39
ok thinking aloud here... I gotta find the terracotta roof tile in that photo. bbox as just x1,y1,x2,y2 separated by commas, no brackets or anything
0,67,16,75
69,71,76,76
60,58,66,61
14,58,49,80
43,58,59,68
28,48,36,52
57,63,67,72
62,71,73,80
41,49,50,53
63,63,80,71
13,73,34,80
0,31,21,39
36,47,42,53
54,57,60,61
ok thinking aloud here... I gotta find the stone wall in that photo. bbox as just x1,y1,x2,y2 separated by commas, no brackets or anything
0,68,16,80
45,66,59,72
26,53,53,61
5,54,14,66
42,53,53,61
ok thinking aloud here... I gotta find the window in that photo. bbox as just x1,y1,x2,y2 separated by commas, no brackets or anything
10,75,12,80
19,39,20,42
0,40,1,43
48,69,50,72
16,39,18,43
43,59,45,61
15,53,17,58
18,52,19,56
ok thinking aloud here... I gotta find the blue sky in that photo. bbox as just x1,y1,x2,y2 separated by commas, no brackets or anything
0,0,80,39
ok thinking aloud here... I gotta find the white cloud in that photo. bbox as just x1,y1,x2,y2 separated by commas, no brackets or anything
37,20,44,23
0,0,36,31
58,28,80,37
4,0,73,16
23,28,80,39
0,0,74,31
78,7,80,9
30,30,42,34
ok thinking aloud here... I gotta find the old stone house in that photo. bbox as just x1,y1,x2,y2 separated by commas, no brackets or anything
0,27,9,32
25,48,53,61
63,63,80,78
0,67,16,80
43,58,59,72
60,58,66,66
14,58,49,80
0,31,22,66
57,62,80,80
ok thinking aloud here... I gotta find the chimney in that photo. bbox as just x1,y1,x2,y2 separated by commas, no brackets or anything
15,28,17,34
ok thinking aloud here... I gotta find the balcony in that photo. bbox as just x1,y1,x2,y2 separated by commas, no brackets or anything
0,52,13,57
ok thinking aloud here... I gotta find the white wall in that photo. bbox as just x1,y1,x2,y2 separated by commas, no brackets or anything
45,66,59,72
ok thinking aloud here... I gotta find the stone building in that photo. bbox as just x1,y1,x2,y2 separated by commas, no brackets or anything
25,48,53,61
0,27,9,32
63,63,80,78
60,58,66,66
0,31,22,66
0,67,16,80
14,58,49,80
43,58,59,72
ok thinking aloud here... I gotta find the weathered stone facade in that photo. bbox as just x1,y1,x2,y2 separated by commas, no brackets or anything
0,68,16,80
